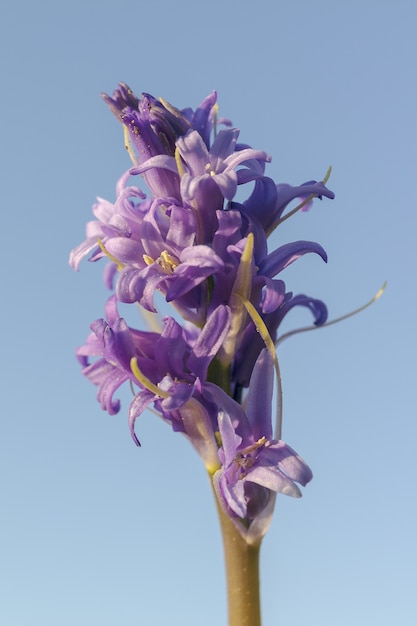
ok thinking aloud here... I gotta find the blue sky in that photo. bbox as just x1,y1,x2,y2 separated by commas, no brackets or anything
1,1,416,624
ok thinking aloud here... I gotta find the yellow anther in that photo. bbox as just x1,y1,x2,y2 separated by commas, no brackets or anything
142,251,179,274
160,250,179,273
97,239,124,271
204,163,216,177
143,254,154,266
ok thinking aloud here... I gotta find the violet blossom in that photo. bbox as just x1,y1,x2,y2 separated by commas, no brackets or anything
212,350,312,542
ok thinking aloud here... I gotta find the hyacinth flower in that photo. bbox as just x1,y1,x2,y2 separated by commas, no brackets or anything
70,83,387,626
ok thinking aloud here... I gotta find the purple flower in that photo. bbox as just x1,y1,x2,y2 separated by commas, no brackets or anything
102,84,191,159
127,128,271,243
78,298,233,470
242,176,335,234
102,84,234,199
211,350,312,543
69,171,147,273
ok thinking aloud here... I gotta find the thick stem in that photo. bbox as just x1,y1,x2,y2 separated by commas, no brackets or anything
213,487,262,626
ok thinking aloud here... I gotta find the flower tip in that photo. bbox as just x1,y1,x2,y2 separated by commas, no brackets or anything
375,281,387,301
68,252,79,271
322,164,332,185
131,431,141,447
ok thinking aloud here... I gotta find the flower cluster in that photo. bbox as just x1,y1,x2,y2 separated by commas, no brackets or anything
70,84,334,543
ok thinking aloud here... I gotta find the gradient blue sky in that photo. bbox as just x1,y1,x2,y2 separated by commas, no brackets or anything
1,1,416,625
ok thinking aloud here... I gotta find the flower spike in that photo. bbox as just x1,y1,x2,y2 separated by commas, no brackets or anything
71,84,341,546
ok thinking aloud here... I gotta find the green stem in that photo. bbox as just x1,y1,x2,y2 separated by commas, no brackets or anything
213,485,262,626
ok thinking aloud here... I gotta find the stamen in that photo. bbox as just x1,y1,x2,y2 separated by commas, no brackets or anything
130,357,170,398
205,163,215,177
158,97,190,126
235,437,267,475
221,234,254,365
213,102,219,138
142,251,179,274
123,125,138,165
175,146,185,177
232,233,254,302
97,238,124,271
322,165,332,185
239,437,267,456
143,254,154,266
160,250,179,273
276,282,387,346
157,96,173,111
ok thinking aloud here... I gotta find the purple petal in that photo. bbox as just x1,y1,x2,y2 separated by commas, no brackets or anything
278,294,328,327
246,465,302,497
88,361,128,415
260,240,328,277
188,91,218,147
179,398,220,471
187,306,231,380
105,238,144,266
259,442,313,486
176,130,209,176
69,237,101,271
217,410,241,466
275,180,335,218
210,129,240,162
155,318,188,380
224,148,271,173
128,390,155,446
246,349,274,440
130,154,178,176
116,265,167,309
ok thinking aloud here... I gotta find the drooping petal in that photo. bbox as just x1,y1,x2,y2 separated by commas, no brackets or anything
128,390,156,446
261,443,313,486
246,465,302,498
259,240,328,277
